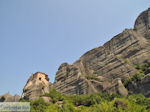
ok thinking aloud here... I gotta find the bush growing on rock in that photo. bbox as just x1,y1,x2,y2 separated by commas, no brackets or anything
124,71,145,87
44,89,64,103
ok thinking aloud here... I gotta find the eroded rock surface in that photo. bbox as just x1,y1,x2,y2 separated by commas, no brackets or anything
127,74,150,97
54,8,150,96
134,8,150,39
54,63,97,94
105,78,128,96
21,72,50,100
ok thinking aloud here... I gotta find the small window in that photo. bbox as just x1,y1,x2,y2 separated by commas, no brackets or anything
39,77,41,80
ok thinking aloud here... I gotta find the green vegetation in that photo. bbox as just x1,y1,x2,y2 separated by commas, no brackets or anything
134,62,150,72
42,86,45,89
124,61,150,87
44,89,64,103
72,94,101,106
30,98,49,112
24,89,150,112
85,75,101,82
124,71,145,87
120,57,131,65
93,71,97,74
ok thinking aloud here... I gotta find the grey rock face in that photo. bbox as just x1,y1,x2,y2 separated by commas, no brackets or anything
127,74,150,97
54,63,97,94
134,8,150,39
54,8,150,96
0,94,20,102
21,72,50,100
105,78,128,96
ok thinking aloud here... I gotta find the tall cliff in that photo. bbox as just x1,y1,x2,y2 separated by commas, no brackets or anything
21,72,50,100
54,8,150,96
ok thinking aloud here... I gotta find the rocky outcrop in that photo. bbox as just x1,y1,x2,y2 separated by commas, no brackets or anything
54,8,150,96
127,74,150,97
21,72,50,100
105,78,128,96
0,94,20,102
54,63,97,94
134,8,150,39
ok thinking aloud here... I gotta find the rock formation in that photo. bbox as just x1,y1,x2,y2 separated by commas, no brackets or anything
54,8,150,96
21,72,50,100
105,78,128,96
127,74,150,97
134,8,150,39
0,93,20,102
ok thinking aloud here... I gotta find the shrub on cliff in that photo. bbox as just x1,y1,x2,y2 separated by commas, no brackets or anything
124,72,145,87
85,75,101,82
44,88,64,103
135,62,150,71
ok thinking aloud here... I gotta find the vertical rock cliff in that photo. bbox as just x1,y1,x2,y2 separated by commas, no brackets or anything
54,8,150,96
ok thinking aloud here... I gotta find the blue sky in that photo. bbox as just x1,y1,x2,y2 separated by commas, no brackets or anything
0,0,149,95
